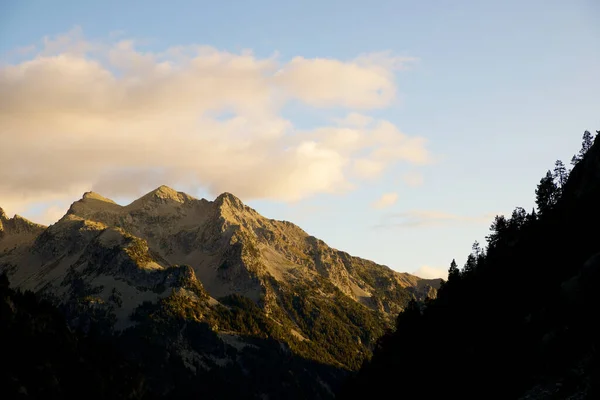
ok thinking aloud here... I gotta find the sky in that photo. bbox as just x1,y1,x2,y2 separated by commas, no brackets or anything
1,0,599,279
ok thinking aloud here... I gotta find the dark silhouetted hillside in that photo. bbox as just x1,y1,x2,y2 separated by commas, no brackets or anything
0,273,147,399
342,130,600,400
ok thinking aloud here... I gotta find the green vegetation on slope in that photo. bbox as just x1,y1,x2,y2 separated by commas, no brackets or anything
140,275,388,371
271,281,386,370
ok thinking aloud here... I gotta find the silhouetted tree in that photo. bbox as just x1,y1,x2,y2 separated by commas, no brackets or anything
526,208,537,225
472,241,482,256
486,215,508,247
580,130,594,156
448,259,460,281
572,131,595,167
463,253,477,274
571,154,581,167
535,170,558,216
395,298,421,330
553,160,568,189
510,207,528,229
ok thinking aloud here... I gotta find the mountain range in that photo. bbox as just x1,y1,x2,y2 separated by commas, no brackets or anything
0,186,439,398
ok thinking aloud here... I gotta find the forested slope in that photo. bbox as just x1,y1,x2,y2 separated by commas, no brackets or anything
343,130,600,400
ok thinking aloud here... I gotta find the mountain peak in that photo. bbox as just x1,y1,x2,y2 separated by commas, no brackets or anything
67,191,122,218
154,185,179,197
128,185,194,208
214,192,245,209
153,185,195,202
0,207,6,221
82,191,117,204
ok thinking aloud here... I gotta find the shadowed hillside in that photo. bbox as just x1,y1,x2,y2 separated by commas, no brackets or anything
0,273,146,399
342,130,600,399
0,271,350,399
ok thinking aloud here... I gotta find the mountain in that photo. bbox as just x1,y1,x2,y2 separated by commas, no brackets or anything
342,131,600,400
0,208,45,253
0,186,439,399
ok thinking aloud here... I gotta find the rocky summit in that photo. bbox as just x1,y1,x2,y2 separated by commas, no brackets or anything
0,187,439,398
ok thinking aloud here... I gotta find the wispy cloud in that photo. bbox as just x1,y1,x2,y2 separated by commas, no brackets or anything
371,193,399,209
401,171,424,187
0,27,430,217
15,45,37,55
374,210,496,229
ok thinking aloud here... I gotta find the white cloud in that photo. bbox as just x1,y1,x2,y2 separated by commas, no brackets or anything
371,193,399,209
412,265,448,280
353,159,386,179
273,54,416,108
0,28,431,218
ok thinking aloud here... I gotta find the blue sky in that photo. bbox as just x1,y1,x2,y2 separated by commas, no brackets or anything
1,0,599,278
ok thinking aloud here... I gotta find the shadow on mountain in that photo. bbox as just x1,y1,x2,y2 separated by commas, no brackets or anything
0,273,347,399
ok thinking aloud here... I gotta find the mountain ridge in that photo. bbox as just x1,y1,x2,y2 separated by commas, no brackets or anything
57,186,439,290
0,209,46,253
0,186,440,390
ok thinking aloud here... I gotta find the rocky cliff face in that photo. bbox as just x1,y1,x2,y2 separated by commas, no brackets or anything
5,185,437,319
0,187,440,397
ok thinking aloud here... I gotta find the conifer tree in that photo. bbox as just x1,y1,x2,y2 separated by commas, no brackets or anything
463,253,477,274
571,131,594,167
448,259,460,281
486,215,507,247
553,160,568,189
580,130,594,157
526,208,537,225
510,207,527,229
535,170,558,216
472,241,482,256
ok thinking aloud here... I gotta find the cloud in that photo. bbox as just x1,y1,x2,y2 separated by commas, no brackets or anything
14,45,37,55
273,53,416,108
412,265,448,280
0,28,431,217
371,193,399,209
353,159,386,179
401,171,424,187
374,210,494,229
